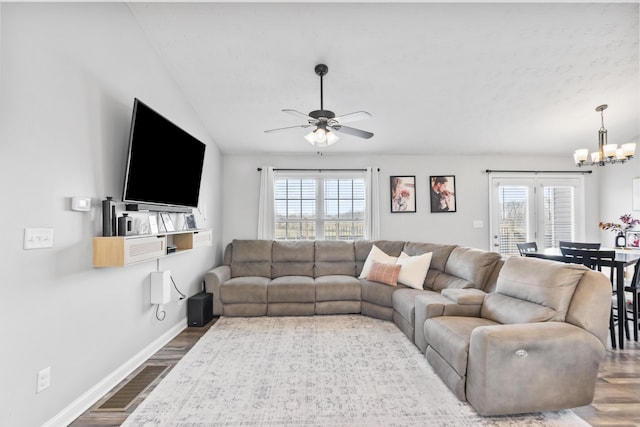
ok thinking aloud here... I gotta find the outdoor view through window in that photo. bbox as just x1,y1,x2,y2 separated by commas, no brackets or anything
275,177,366,240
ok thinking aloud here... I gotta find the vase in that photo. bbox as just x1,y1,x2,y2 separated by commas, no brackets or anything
615,231,626,248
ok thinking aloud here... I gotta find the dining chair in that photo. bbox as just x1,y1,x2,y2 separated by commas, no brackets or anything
560,248,626,349
558,241,601,251
516,242,538,256
624,264,640,341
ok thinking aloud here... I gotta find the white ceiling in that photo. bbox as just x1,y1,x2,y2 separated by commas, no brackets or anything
128,1,640,156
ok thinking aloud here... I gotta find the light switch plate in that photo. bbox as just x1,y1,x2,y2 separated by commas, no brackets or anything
24,228,54,249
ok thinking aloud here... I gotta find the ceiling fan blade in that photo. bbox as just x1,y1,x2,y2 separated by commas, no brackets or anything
329,125,374,139
264,124,313,134
334,111,372,124
282,109,313,120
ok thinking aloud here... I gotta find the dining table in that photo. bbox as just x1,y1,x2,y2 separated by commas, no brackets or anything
523,247,640,349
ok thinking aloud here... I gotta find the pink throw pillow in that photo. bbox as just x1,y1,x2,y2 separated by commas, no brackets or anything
367,261,402,287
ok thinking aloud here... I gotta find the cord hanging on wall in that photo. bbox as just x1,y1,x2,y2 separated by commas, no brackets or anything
171,275,186,300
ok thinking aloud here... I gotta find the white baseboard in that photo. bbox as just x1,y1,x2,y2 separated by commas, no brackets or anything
43,320,187,427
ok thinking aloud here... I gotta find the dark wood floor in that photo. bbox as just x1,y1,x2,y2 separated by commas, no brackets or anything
70,319,218,427
71,318,640,427
574,338,640,426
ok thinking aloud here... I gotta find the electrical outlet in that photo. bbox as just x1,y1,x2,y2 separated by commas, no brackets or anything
36,367,51,393
24,228,54,249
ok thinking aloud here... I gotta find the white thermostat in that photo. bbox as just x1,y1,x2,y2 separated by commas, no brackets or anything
72,197,91,212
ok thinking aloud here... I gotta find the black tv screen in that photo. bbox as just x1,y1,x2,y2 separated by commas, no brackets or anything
122,99,206,209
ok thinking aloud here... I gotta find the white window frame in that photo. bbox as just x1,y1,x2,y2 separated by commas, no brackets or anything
274,170,368,241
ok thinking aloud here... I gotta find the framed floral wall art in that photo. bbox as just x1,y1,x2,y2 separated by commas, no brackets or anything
390,176,416,213
430,175,456,213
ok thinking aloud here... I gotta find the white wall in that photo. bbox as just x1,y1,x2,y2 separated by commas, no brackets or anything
0,4,223,426
598,156,640,246
222,152,602,249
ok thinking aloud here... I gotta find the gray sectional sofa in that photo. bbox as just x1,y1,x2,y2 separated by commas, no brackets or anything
204,239,611,416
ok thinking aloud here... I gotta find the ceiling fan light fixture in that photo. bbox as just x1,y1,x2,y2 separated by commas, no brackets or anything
326,130,339,145
304,127,339,147
304,131,316,145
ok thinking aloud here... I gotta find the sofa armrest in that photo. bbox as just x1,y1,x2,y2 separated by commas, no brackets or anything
414,292,483,353
467,322,606,416
415,293,447,353
204,265,230,316
441,288,486,305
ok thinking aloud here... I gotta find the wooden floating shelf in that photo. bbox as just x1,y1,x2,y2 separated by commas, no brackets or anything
93,229,212,267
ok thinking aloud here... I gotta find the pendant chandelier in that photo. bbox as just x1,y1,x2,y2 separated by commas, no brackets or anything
574,104,635,167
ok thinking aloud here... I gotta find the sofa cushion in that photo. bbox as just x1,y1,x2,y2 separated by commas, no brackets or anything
367,261,402,286
402,242,455,275
360,279,399,307
220,276,270,303
271,241,315,278
359,245,399,279
425,316,499,377
396,251,432,289
485,256,587,322
314,240,356,277
315,275,361,301
444,247,502,290
431,273,475,292
230,239,272,278
268,276,315,303
481,293,557,324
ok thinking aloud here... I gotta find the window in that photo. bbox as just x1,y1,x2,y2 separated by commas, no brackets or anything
489,174,584,256
274,172,366,240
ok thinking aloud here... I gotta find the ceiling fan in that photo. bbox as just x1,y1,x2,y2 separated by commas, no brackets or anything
264,64,374,147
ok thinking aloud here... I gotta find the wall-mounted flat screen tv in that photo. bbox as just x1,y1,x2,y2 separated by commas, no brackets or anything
122,98,206,210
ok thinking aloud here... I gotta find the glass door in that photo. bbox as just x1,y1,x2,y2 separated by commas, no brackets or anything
489,174,584,257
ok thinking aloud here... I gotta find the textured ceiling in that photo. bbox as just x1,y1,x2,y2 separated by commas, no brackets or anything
128,2,640,156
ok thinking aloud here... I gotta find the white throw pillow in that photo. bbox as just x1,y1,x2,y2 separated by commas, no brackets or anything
396,251,433,289
359,245,398,279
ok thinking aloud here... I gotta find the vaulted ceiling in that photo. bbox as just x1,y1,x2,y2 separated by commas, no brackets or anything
129,1,640,156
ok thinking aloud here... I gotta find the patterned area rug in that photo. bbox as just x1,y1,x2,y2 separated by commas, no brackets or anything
123,315,589,427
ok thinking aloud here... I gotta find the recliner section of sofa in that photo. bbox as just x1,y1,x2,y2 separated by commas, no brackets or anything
421,256,611,415
219,239,272,317
314,240,361,315
268,240,316,316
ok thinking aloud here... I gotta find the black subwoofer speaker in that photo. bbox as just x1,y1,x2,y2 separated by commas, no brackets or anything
187,292,213,327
